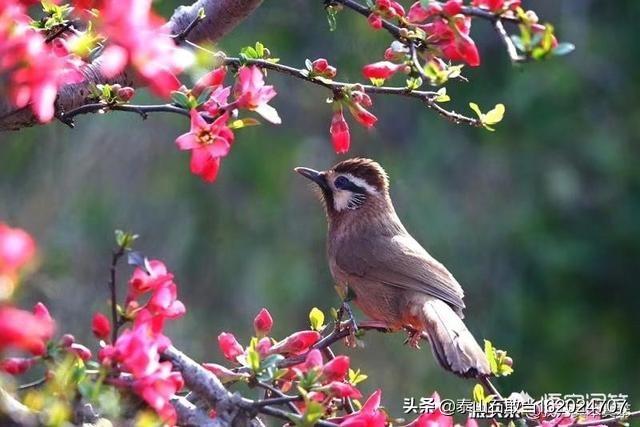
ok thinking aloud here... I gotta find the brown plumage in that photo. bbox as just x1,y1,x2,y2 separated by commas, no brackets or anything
295,157,490,378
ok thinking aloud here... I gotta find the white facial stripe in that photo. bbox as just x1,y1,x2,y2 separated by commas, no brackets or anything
342,174,378,194
333,190,352,212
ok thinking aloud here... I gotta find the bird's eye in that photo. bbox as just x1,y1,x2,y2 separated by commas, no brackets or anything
334,176,350,189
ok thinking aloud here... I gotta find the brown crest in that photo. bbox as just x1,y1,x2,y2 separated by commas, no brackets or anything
331,158,389,192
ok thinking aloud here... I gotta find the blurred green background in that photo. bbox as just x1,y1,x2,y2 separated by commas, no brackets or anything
1,0,639,418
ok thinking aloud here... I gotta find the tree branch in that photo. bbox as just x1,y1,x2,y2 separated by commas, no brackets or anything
0,0,264,131
171,395,221,427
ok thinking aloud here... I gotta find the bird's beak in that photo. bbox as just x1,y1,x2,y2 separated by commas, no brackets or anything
294,167,328,190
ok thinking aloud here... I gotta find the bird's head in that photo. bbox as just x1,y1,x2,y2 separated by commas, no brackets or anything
295,158,390,218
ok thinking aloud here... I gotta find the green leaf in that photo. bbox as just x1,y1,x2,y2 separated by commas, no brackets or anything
552,42,575,57
369,77,385,87
484,339,498,374
435,87,450,103
348,368,368,385
171,91,191,108
406,76,422,91
469,102,483,120
255,42,265,58
484,103,505,125
472,384,485,403
196,87,213,106
229,118,261,129
326,6,338,32
309,307,325,331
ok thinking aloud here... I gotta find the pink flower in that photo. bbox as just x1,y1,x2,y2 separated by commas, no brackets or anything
322,355,350,382
330,108,350,154
132,361,183,425
218,332,244,362
193,67,227,98
0,303,55,356
0,357,37,375
256,337,272,356
340,389,386,427
311,58,337,78
203,363,250,383
69,343,92,361
176,110,234,183
268,330,320,355
147,281,186,319
233,66,281,124
407,1,442,23
92,312,111,340
405,392,456,427
471,0,521,13
128,259,172,300
362,61,405,80
253,308,273,336
367,13,383,29
0,222,36,273
97,0,191,98
327,381,362,399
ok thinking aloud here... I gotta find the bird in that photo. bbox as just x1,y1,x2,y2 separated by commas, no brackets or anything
294,157,490,378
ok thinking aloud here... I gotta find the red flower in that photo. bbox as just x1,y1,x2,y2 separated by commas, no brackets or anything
340,389,386,427
330,108,351,154
0,222,36,275
253,308,273,336
268,330,320,355
322,355,350,382
233,66,281,124
0,357,37,375
442,0,463,16
175,110,234,183
0,303,55,356
347,103,378,128
471,0,521,13
367,13,383,29
362,61,405,80
92,312,111,340
218,332,244,362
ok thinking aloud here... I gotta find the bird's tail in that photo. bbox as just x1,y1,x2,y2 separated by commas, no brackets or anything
420,297,490,378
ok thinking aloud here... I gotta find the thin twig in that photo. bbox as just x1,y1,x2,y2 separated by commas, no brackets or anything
172,8,206,44
17,377,47,391
493,19,524,64
254,381,301,415
58,103,192,128
108,244,126,344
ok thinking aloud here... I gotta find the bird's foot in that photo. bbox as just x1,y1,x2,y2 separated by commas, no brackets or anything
337,300,358,335
404,329,422,349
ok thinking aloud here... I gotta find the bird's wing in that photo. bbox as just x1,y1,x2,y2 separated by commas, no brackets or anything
335,232,466,310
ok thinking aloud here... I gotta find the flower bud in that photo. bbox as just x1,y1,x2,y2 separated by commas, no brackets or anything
92,312,111,340
69,343,92,361
60,333,75,347
253,308,273,337
117,87,135,102
218,332,244,362
0,357,36,375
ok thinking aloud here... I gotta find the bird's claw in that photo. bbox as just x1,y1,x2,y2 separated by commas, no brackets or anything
338,300,358,334
404,329,422,349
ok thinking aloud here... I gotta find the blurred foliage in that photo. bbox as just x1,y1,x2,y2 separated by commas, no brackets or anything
1,0,639,417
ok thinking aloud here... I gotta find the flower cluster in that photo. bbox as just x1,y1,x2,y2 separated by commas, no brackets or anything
330,84,378,154
367,0,405,30
96,259,186,424
174,65,280,182
0,2,83,122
